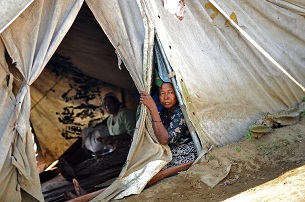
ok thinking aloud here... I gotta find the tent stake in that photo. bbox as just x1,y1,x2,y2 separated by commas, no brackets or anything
155,34,203,156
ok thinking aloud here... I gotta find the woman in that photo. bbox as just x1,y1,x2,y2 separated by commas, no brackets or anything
140,82,197,185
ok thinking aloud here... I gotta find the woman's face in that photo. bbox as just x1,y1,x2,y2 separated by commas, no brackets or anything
159,83,178,109
102,97,119,114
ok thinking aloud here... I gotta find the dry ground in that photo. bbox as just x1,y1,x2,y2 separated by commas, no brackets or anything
118,118,305,202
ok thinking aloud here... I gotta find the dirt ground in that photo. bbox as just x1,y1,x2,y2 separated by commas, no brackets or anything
119,117,305,202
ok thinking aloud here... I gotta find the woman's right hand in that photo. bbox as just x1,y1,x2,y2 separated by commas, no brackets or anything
140,92,157,112
140,92,168,144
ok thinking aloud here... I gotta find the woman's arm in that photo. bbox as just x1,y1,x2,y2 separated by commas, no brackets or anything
140,92,168,145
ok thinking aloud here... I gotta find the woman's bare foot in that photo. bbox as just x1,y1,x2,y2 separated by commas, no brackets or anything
73,179,87,196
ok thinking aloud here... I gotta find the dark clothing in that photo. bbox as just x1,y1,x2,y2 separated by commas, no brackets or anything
160,106,197,168
60,140,130,180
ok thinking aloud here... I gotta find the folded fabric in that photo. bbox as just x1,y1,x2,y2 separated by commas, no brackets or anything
82,125,116,154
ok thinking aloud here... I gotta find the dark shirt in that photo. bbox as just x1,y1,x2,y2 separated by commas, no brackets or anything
160,106,192,146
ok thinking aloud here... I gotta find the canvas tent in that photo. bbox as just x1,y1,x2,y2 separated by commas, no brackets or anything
0,0,305,201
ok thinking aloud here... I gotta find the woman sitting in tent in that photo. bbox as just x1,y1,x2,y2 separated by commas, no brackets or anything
60,92,136,181
140,82,198,185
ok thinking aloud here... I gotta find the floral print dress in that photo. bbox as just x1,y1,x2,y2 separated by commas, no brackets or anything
160,106,197,168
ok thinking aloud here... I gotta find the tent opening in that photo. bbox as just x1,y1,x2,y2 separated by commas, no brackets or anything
29,2,139,200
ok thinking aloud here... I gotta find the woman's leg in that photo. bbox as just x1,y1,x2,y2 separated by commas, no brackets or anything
146,161,193,186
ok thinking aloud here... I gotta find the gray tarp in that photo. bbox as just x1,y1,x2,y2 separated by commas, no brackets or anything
0,0,305,201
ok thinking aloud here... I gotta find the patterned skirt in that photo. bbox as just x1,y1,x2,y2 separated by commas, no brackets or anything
165,141,197,169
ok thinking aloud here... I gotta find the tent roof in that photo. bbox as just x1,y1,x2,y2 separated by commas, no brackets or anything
56,3,137,92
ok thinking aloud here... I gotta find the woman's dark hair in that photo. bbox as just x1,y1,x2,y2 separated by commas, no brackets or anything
102,92,122,107
158,82,174,92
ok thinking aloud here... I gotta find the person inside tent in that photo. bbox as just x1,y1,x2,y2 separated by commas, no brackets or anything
63,83,197,200
140,82,198,185
59,92,136,182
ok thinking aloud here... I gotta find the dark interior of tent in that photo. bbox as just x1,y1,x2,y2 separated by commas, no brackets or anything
6,3,141,201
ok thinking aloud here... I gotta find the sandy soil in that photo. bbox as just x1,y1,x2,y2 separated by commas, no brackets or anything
119,118,305,202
